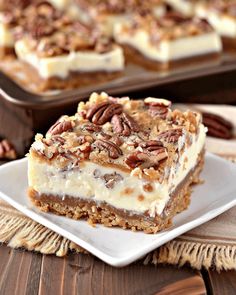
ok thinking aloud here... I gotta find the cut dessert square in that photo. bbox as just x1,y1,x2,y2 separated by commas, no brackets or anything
28,92,206,234
13,2,124,91
114,12,222,69
0,0,30,58
195,0,236,49
75,0,166,37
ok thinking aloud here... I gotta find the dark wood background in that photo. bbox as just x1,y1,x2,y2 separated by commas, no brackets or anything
0,71,236,295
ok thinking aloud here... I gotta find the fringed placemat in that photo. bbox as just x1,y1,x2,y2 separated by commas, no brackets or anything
1,104,236,271
0,199,235,271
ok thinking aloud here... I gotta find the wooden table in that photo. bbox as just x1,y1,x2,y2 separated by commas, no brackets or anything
0,244,236,295
1,74,236,295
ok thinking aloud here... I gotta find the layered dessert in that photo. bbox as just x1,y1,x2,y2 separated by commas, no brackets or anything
75,0,166,37
114,13,222,69
13,2,124,91
28,92,206,233
196,0,236,48
0,0,31,58
165,0,198,16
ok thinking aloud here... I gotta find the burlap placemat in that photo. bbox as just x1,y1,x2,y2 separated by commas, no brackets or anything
0,104,236,271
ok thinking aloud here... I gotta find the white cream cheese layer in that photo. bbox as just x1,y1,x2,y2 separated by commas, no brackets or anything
114,23,222,62
196,5,236,38
0,23,14,47
15,39,124,79
28,124,206,217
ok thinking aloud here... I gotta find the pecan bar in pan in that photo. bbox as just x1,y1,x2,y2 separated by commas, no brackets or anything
196,0,236,50
28,92,206,233
10,2,124,91
114,12,222,70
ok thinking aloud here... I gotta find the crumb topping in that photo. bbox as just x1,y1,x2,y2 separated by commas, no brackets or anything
119,12,214,43
75,0,163,14
30,92,202,181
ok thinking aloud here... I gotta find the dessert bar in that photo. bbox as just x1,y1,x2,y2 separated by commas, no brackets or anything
75,0,166,36
114,13,222,69
28,92,206,233
13,2,124,91
196,0,236,49
0,0,31,58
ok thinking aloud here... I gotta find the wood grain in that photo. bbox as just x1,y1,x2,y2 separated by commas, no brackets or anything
207,270,236,295
0,245,207,295
6,248,206,295
0,247,42,295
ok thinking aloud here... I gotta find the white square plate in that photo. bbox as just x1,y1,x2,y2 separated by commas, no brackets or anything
0,153,235,267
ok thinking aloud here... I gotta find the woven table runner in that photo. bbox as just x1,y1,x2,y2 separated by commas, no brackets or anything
1,104,236,271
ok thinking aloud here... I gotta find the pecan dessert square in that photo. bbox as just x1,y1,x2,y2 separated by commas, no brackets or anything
28,92,206,234
196,0,236,49
75,0,166,37
114,12,222,69
0,0,31,58
9,1,124,91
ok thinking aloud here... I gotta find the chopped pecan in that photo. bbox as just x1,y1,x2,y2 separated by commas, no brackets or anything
111,113,139,136
202,112,234,140
86,102,122,125
93,169,123,189
0,139,17,160
125,148,168,169
92,139,122,159
157,129,183,143
47,119,73,136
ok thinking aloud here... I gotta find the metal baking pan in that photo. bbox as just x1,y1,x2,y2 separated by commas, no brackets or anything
1,51,236,109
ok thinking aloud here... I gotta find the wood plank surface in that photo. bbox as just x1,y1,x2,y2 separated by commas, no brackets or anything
0,245,207,295
207,270,236,295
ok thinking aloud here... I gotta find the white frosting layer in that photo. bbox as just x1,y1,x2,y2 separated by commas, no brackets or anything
0,23,14,47
114,23,222,62
165,0,195,16
28,124,206,217
196,5,236,38
15,39,124,79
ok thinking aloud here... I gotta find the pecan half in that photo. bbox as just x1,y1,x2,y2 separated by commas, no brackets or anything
157,129,183,143
139,140,164,152
86,102,122,125
144,98,171,119
92,139,122,159
82,123,102,133
111,113,139,136
0,139,17,160
202,112,234,139
47,119,73,136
